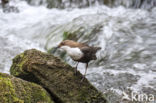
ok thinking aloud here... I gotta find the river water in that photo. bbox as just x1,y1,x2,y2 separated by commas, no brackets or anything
0,0,156,102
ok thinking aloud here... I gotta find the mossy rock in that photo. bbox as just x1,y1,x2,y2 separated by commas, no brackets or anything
63,31,78,41
0,72,54,103
10,49,108,103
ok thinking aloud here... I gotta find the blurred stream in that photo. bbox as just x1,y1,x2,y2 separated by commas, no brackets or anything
0,0,156,102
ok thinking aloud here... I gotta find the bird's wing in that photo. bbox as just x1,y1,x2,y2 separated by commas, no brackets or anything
80,42,89,46
81,46,101,54
80,46,91,54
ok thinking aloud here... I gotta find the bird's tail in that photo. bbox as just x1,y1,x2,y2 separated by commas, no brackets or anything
93,47,101,53
91,47,101,60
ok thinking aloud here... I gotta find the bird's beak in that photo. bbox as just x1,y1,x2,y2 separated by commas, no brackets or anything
57,44,61,48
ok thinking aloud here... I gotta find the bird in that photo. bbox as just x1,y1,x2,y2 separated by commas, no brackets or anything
57,40,101,81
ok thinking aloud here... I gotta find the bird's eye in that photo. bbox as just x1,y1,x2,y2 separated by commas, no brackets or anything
61,42,65,45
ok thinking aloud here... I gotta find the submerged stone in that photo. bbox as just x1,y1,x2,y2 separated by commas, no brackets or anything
10,49,107,103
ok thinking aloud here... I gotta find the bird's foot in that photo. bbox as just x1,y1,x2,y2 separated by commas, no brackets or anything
74,67,78,75
80,76,85,82
74,70,77,75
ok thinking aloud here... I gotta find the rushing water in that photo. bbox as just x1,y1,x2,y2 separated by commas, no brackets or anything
0,0,156,102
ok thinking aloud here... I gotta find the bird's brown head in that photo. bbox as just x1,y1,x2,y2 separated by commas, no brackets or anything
58,41,65,48
58,40,78,48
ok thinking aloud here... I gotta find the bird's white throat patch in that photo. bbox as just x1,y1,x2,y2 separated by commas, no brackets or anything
60,46,83,60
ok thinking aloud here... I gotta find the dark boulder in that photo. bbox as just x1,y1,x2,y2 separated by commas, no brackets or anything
10,49,107,103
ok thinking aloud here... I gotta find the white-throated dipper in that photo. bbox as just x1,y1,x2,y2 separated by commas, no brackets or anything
58,40,101,81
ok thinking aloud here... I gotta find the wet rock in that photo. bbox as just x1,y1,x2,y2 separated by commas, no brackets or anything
26,0,47,6
1,0,9,5
0,72,53,103
26,0,156,9
2,5,19,13
10,49,107,103
1,0,19,13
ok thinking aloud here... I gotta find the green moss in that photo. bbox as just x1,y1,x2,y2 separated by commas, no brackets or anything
0,73,53,103
10,53,28,77
63,31,77,40
0,73,24,103
31,83,52,103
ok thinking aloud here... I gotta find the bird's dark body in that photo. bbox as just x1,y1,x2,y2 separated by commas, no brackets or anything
76,46,101,63
58,40,101,81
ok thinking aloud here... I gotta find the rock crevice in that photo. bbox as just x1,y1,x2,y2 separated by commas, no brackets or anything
0,72,54,103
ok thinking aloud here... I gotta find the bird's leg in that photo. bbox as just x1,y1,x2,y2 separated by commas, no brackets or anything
74,62,79,75
81,63,88,82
